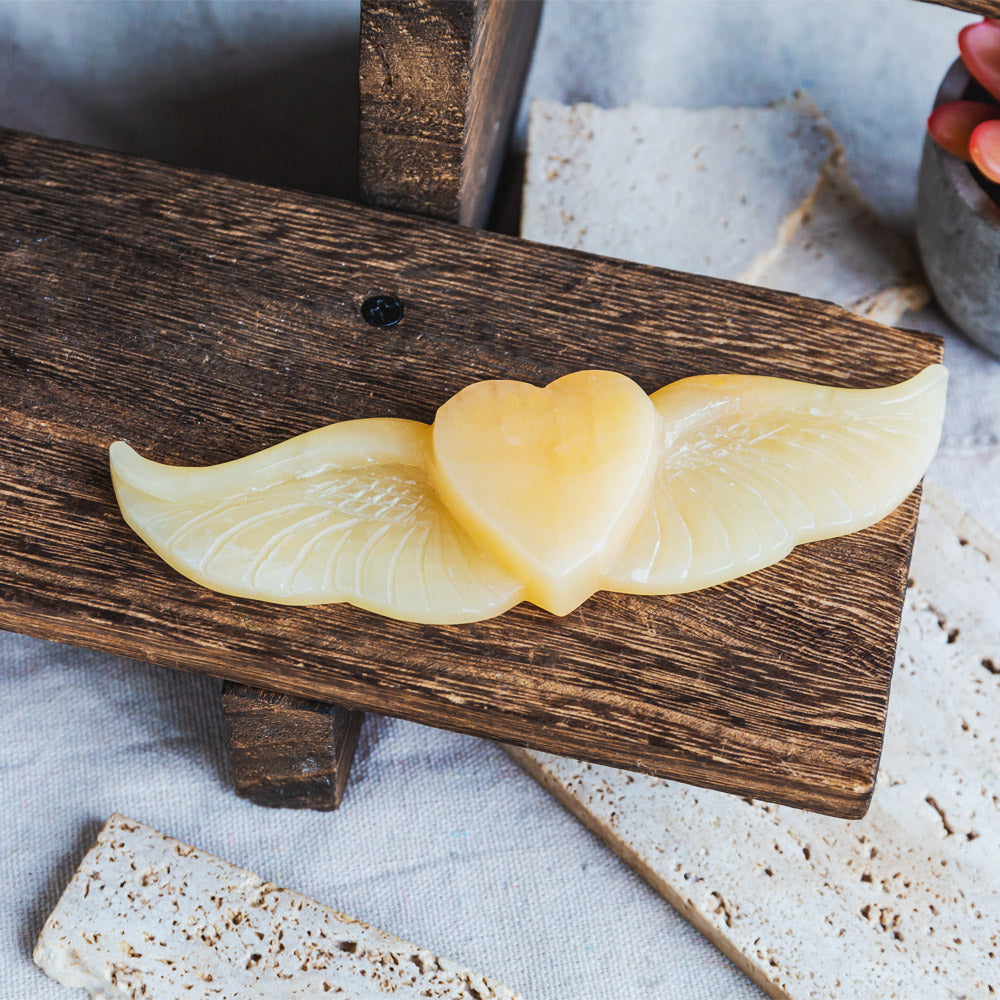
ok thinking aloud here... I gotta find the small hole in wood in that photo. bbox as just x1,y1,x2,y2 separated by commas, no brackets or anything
360,294,404,328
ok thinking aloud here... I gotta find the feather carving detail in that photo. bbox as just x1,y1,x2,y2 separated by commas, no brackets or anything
110,367,947,623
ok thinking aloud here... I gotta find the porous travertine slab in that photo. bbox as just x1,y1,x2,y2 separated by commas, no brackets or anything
34,814,521,1000
508,485,1000,1000
521,96,839,282
753,156,928,323
522,97,926,325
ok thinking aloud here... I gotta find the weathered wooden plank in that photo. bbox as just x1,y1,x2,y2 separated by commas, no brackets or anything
0,127,941,816
359,0,541,226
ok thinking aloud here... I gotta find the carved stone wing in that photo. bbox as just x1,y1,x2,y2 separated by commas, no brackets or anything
111,418,523,624
605,366,948,594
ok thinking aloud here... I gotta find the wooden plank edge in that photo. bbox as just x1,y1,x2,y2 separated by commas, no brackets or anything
459,0,542,227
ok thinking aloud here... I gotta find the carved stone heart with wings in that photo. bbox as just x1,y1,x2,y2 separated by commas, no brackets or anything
110,367,947,624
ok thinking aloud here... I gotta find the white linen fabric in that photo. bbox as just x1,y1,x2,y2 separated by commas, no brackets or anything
2,639,759,999
0,3,994,999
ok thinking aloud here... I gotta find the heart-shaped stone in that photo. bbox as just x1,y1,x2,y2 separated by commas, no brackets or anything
431,370,656,615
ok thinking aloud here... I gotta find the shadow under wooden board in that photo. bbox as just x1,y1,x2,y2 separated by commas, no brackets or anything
0,127,941,818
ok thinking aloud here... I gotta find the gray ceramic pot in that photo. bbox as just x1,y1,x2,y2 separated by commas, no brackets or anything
917,58,1000,356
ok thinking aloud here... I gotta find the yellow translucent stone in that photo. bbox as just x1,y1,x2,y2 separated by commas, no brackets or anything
110,365,947,624
605,365,949,594
431,371,655,615
110,419,524,624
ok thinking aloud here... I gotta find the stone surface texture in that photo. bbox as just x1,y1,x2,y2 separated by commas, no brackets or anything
755,156,929,323
522,96,927,325
522,96,840,284
35,814,521,1000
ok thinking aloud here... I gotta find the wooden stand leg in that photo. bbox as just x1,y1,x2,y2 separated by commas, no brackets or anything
360,0,542,227
222,682,365,810
216,0,541,810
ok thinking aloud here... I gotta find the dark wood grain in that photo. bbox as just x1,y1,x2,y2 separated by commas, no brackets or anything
221,681,364,809
920,0,1000,16
359,0,541,227
0,127,942,817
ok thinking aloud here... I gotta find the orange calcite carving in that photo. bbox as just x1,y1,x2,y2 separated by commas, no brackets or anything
110,366,947,623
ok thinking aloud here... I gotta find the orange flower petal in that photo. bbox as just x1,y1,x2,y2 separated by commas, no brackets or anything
959,21,1000,103
928,100,998,160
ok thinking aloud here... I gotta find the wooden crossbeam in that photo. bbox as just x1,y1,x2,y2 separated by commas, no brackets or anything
0,126,941,817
